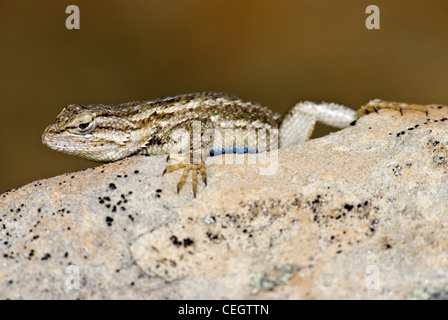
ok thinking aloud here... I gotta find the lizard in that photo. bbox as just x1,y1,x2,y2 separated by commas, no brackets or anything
41,92,428,196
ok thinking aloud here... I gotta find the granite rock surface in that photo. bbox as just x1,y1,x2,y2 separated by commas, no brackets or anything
2,105,448,299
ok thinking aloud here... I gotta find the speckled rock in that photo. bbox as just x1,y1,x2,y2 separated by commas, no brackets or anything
2,105,448,299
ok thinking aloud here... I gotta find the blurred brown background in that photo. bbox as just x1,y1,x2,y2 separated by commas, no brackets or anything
1,0,448,193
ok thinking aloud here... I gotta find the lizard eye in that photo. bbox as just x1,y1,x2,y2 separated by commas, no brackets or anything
66,112,97,134
78,122,90,130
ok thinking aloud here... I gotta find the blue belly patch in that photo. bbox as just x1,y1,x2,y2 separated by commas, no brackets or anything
210,147,259,157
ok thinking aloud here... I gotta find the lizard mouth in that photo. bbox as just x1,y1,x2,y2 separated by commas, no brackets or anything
42,126,91,150
41,125,132,162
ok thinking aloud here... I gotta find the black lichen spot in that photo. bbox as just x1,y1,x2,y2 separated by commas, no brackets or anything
105,216,114,226
41,253,51,261
183,238,194,247
344,204,354,212
309,195,322,214
128,215,134,221
438,105,443,109
134,170,139,174
109,183,117,190
385,243,392,249
350,120,357,126
206,231,220,242
170,235,182,247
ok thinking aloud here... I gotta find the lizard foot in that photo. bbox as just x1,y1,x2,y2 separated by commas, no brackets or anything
356,99,428,118
162,155,207,197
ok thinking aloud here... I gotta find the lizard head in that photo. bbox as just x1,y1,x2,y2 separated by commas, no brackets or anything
42,104,145,162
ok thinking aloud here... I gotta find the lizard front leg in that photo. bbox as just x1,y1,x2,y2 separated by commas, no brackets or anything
162,153,207,197
160,120,213,197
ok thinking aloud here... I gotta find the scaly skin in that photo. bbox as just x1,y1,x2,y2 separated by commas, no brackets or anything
42,92,427,196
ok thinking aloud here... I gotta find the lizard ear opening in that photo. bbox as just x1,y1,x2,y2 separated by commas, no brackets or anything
66,112,98,135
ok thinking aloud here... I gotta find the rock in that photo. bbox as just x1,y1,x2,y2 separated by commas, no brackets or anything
2,105,448,299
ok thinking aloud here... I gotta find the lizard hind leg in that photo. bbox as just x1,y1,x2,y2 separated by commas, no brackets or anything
356,99,428,118
162,153,207,197
279,101,357,147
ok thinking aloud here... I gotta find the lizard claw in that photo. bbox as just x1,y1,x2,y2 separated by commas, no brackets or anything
163,155,207,197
